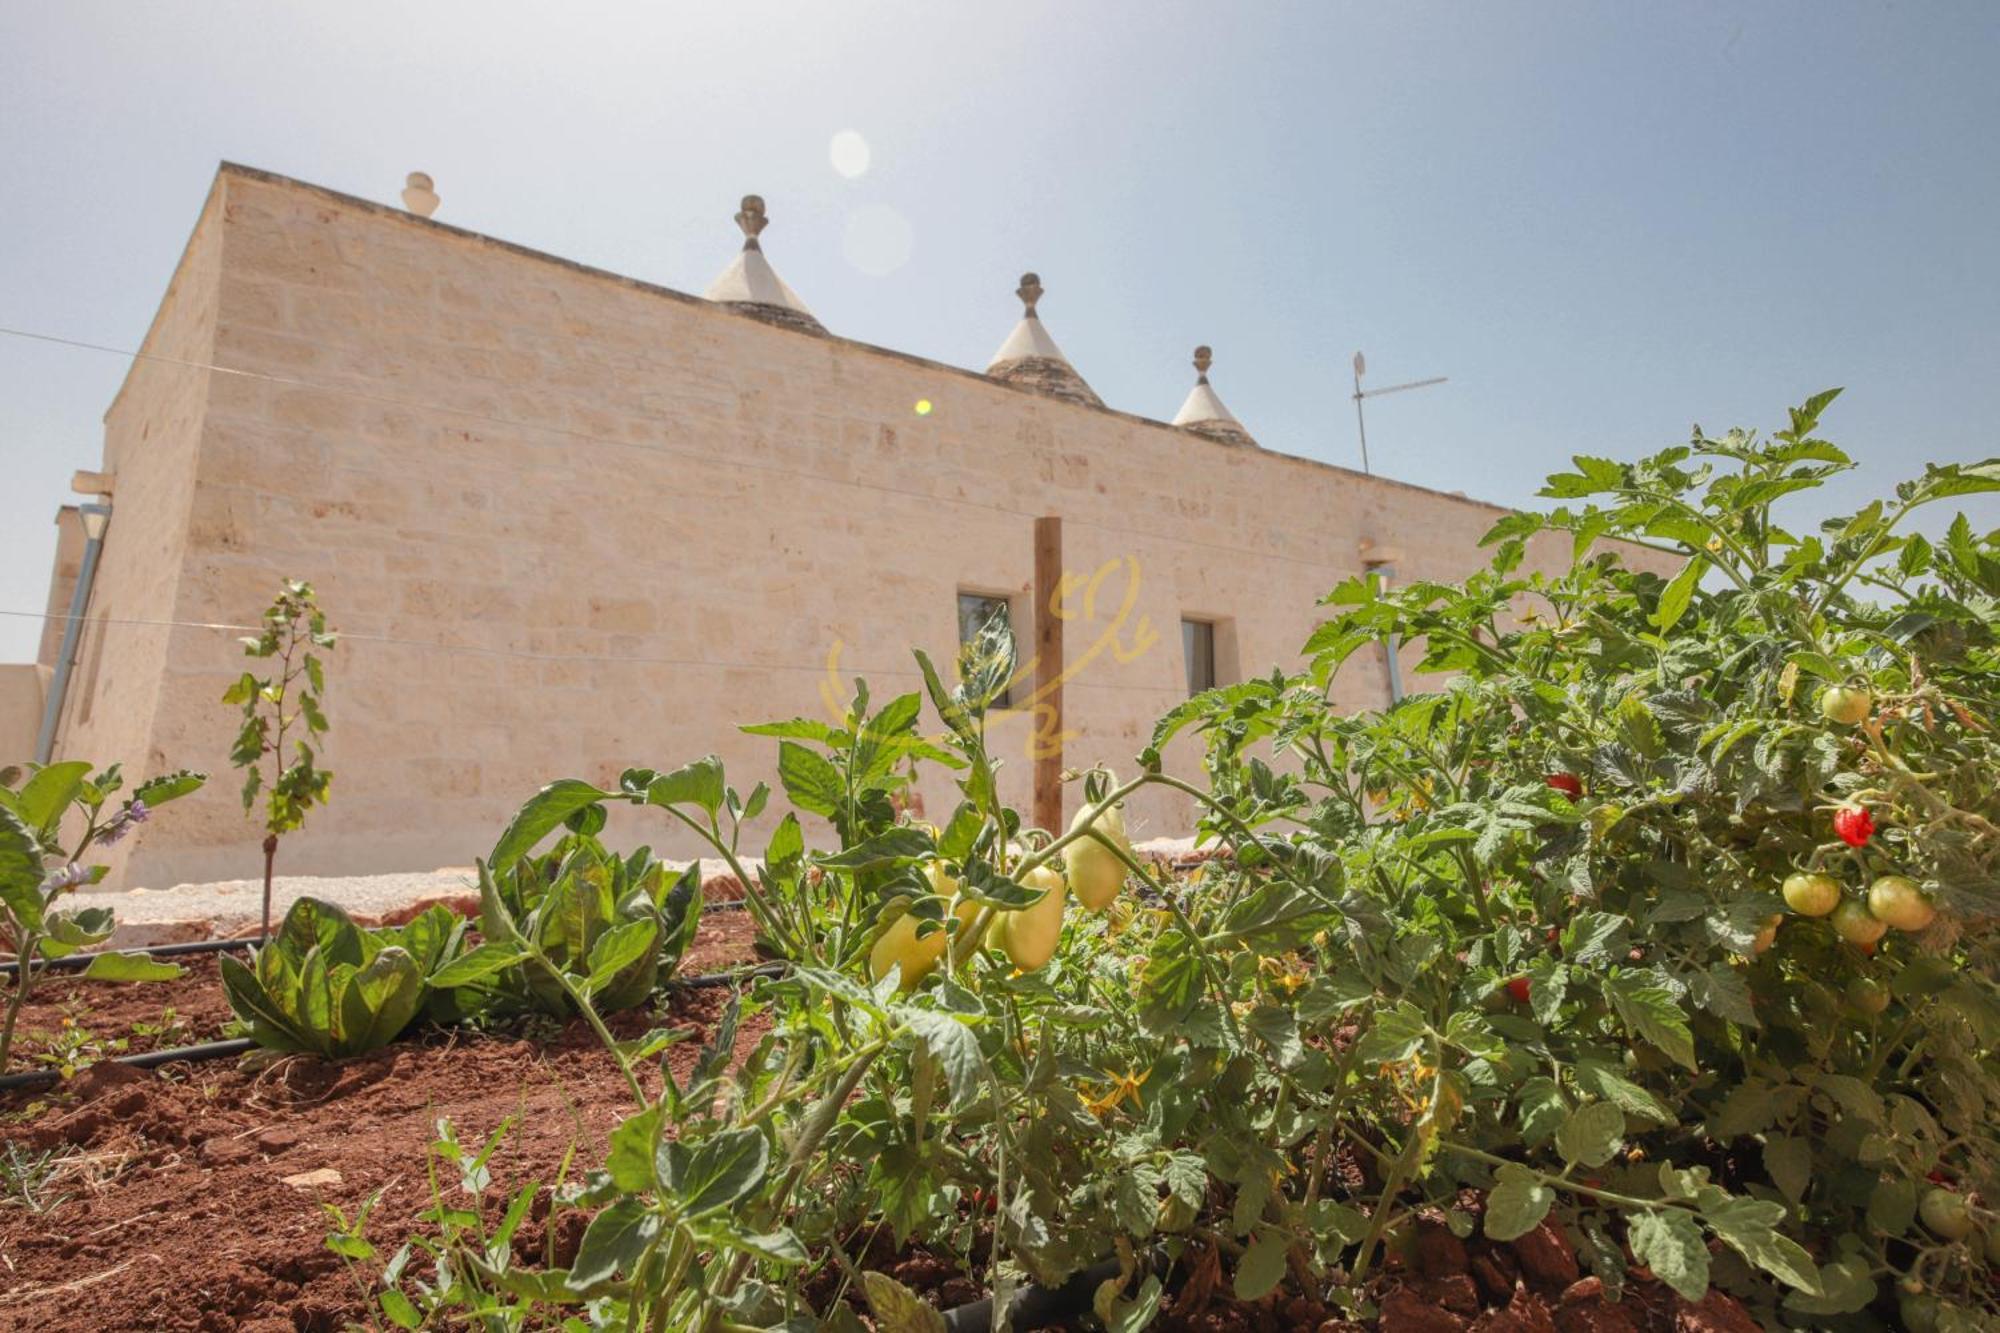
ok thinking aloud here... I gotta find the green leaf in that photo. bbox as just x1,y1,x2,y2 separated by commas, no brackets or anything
335,947,425,1055
1234,1229,1290,1301
1516,1077,1568,1148
1704,1196,1820,1293
132,769,205,808
660,1128,769,1218
582,917,658,996
817,827,934,871
604,1106,663,1193
1556,1101,1626,1169
426,940,529,989
17,761,91,831
566,1198,662,1290
764,812,804,874
1782,1256,1872,1316
1629,1210,1709,1303
1650,557,1706,632
489,780,610,876
861,1271,947,1333
0,803,44,904
776,742,843,819
1484,1163,1555,1242
1099,1274,1163,1333
1607,974,1697,1070
79,953,183,983
645,756,726,817
896,1008,986,1105
1763,1136,1810,1204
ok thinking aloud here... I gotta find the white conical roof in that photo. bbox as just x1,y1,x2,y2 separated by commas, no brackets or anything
1170,347,1255,446
702,195,825,334
984,273,1101,407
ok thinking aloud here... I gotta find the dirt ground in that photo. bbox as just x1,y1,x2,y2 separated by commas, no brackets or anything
0,915,764,1332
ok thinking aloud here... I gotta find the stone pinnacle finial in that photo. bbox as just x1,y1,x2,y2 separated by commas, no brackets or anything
401,172,439,218
735,195,769,251
1017,272,1043,318
1193,345,1213,383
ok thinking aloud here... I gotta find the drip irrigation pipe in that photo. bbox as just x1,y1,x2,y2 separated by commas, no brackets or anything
0,894,755,979
939,1247,1167,1332
0,958,780,1093
0,1038,256,1093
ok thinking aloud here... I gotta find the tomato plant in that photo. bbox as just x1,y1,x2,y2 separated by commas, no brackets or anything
359,395,1998,1330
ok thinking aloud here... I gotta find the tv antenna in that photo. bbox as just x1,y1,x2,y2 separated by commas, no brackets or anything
1350,351,1447,475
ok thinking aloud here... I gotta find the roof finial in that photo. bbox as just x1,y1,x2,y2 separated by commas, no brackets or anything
1016,272,1043,319
735,195,769,251
1193,345,1213,383
401,172,439,218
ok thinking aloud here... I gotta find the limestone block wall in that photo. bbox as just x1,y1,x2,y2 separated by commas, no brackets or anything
43,182,224,873
60,166,1673,889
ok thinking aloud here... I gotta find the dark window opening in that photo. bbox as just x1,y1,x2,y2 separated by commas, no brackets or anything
1183,618,1216,696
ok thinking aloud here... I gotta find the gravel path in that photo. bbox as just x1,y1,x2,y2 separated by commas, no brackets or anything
70,859,745,944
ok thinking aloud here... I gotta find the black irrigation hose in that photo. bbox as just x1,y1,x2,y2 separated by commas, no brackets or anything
0,1038,256,1093
0,954,779,1094
0,892,757,979
939,1248,1167,1332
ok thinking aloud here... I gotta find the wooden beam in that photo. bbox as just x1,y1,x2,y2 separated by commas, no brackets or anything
1033,515,1064,835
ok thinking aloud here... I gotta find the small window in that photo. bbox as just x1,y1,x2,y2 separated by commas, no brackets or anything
957,592,1014,707
1183,618,1217,695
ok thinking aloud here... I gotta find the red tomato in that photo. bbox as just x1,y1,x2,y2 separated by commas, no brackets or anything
1507,976,1533,1004
1545,773,1583,799
1833,805,1875,848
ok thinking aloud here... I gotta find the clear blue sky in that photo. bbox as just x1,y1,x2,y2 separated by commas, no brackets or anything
2,2,1995,661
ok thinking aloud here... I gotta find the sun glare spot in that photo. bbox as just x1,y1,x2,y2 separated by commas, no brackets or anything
914,399,934,416
829,130,871,179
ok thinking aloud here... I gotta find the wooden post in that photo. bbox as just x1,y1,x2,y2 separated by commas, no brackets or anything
1033,515,1064,834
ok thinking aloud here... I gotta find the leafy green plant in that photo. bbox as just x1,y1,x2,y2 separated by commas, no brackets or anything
1155,392,2000,1324
0,762,204,1071
362,398,1998,1330
425,793,708,1022
224,579,336,939
220,896,465,1057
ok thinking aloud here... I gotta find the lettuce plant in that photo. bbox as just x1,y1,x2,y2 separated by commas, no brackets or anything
220,896,465,1057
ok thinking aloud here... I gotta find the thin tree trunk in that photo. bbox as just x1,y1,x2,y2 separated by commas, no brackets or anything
260,833,279,941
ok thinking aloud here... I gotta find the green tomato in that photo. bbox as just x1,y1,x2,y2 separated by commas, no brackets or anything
1751,914,1782,955
1819,685,1873,726
1832,899,1889,948
1868,875,1937,933
1899,1292,1941,1333
1919,1187,1975,1241
1846,976,1891,1016
990,864,1066,971
1782,872,1842,918
1063,800,1131,912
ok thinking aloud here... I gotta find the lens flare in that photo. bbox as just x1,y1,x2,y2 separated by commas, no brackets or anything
829,130,871,179
914,399,934,416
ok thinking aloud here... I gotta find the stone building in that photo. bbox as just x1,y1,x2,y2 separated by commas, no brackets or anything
5,164,1663,888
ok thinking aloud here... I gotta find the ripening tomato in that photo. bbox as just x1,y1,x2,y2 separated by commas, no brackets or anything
1819,685,1873,727
1867,875,1936,933
990,864,1067,971
1782,872,1842,918
1064,799,1131,912
1545,773,1583,799
1832,899,1888,948
1751,915,1781,955
1833,805,1875,848
1506,976,1533,1005
867,863,981,989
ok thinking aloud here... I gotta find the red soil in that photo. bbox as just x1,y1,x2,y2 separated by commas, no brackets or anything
0,915,764,1332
